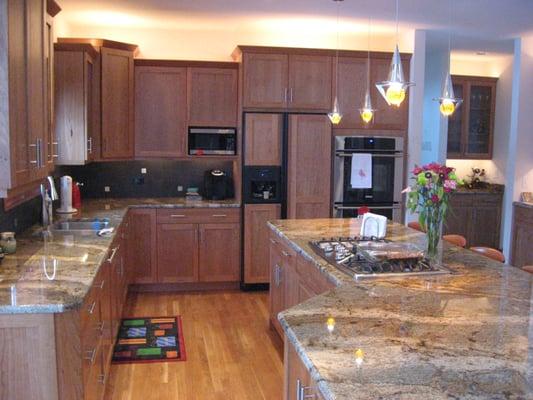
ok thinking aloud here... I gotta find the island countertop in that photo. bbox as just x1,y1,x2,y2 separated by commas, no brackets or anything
269,218,533,400
0,197,240,314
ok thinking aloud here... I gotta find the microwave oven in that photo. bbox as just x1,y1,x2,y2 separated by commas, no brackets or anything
188,127,237,156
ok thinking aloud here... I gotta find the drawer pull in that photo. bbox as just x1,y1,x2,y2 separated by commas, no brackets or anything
107,246,119,263
94,280,105,290
170,214,186,218
212,214,227,218
97,373,106,385
96,321,105,334
281,250,291,258
269,238,277,244
84,349,96,364
87,301,96,314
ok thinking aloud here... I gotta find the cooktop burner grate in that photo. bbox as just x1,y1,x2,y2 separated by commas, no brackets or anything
309,237,450,279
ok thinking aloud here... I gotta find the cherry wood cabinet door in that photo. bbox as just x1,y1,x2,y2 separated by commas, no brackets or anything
187,67,238,127
101,47,134,159
370,57,410,131
244,113,283,166
198,223,240,282
288,54,332,111
243,52,288,109
269,237,285,337
335,57,369,129
244,204,282,284
128,209,157,284
511,205,533,268
135,66,187,158
156,223,199,283
287,114,332,219
284,338,313,400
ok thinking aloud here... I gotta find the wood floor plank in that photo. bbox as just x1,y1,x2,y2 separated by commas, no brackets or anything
104,290,283,400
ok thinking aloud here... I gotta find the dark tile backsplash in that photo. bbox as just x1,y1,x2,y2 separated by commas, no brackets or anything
56,160,234,199
0,197,42,235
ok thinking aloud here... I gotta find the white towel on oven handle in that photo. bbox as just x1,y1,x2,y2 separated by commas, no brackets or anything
351,153,372,189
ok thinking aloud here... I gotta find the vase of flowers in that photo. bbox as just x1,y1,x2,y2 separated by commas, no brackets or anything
404,163,462,260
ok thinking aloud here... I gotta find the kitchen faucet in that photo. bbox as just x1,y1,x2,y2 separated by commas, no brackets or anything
41,176,58,229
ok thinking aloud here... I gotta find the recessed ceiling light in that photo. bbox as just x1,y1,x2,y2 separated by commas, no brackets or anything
476,51,487,56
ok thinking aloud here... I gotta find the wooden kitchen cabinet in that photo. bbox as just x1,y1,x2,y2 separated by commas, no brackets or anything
244,204,282,283
443,192,503,248
101,46,135,159
242,52,289,109
187,67,238,127
54,44,98,164
288,54,332,111
199,223,241,282
447,75,497,160
0,0,56,197
511,203,533,268
285,338,325,400
44,12,57,171
128,209,157,284
334,56,369,129
244,113,283,166
135,66,187,158
238,47,332,111
287,114,332,219
156,223,199,283
269,234,287,337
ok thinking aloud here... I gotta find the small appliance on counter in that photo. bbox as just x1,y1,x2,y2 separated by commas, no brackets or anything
243,166,282,204
57,176,77,214
202,169,234,200
0,232,16,254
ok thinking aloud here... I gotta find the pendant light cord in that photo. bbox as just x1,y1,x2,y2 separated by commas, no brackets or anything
447,0,452,72
335,0,340,97
367,16,371,92
395,0,399,44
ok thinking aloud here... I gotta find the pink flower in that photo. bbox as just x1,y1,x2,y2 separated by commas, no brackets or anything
402,187,412,194
412,166,423,175
431,194,440,203
444,180,457,190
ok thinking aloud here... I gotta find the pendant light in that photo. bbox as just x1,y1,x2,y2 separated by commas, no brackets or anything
359,17,376,123
328,0,343,125
375,0,414,107
434,0,462,116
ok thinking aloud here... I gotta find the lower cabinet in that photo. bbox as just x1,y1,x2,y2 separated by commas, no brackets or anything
511,204,533,268
443,192,503,248
128,208,157,284
285,338,325,400
269,231,335,338
199,223,240,282
157,223,199,283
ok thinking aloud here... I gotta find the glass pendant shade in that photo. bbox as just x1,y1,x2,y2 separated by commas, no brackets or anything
328,96,343,125
359,90,375,123
435,72,463,117
375,45,414,107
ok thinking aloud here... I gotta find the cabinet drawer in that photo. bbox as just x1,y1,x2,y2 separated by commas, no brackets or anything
156,208,240,224
296,257,335,295
476,194,502,205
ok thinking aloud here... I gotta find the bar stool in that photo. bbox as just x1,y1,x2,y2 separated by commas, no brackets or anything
443,234,467,248
522,266,533,274
407,221,425,232
470,247,505,263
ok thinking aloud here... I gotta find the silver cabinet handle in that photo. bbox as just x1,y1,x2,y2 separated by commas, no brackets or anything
96,321,105,334
274,264,282,287
284,88,288,103
52,141,59,158
212,214,227,218
281,250,291,258
37,138,43,167
97,373,106,385
269,238,277,245
87,301,96,314
170,214,186,218
296,379,302,400
84,348,96,364
94,280,105,290
87,137,93,154
107,246,119,263
290,87,294,103
29,143,38,164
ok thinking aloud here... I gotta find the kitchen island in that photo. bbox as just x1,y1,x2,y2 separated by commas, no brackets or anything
268,218,532,400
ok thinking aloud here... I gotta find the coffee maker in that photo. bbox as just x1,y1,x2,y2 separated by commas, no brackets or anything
202,169,234,200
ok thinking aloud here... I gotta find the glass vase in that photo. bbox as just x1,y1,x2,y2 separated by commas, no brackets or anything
425,206,443,262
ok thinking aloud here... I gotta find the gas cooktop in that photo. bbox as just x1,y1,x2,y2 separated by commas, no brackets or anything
309,237,451,280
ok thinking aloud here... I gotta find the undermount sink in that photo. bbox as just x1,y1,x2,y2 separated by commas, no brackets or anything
52,218,110,232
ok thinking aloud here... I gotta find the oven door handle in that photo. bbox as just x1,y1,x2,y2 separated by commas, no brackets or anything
335,152,403,158
334,205,402,210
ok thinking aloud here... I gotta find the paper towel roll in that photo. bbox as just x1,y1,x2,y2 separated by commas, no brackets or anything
57,176,77,214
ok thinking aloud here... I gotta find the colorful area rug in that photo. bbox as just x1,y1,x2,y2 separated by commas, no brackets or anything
112,316,186,364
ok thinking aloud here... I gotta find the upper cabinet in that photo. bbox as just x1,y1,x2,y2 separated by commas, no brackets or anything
237,47,332,111
447,75,497,160
135,66,187,158
101,47,135,159
187,67,238,127
0,0,60,197
54,44,98,165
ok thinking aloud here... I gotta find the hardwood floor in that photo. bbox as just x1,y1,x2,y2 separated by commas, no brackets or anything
104,290,283,400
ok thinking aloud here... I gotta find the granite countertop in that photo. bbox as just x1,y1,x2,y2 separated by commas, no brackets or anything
0,197,240,314
269,218,533,400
